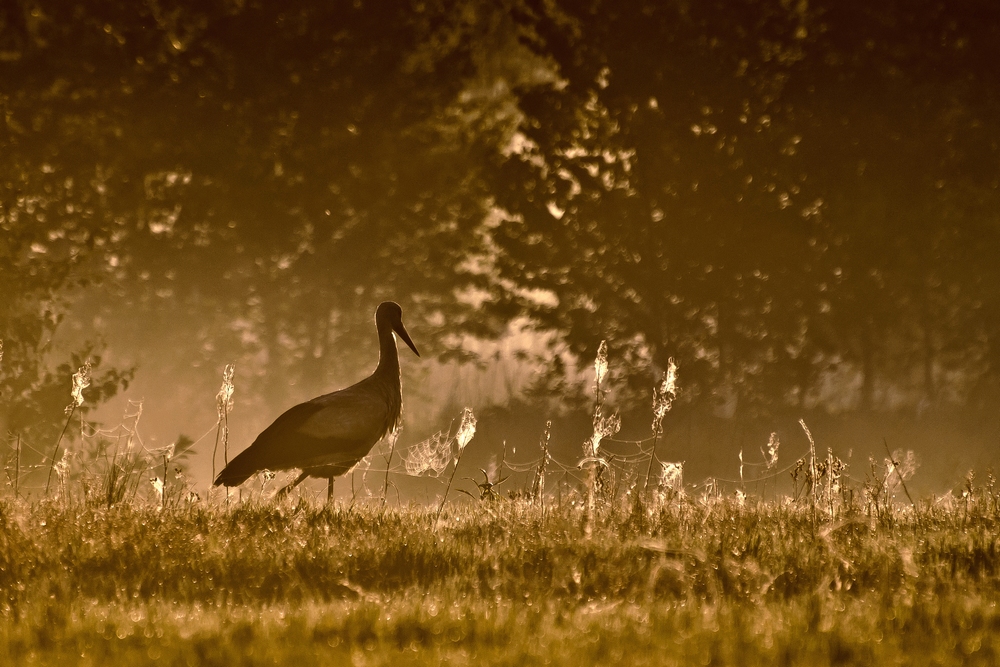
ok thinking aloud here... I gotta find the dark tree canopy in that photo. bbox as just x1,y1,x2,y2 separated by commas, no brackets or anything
2,0,999,451
488,0,1000,417
1,0,532,441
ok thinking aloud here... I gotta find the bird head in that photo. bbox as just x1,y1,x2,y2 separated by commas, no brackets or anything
376,301,420,357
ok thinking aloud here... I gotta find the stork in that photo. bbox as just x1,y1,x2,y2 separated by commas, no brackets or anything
214,301,420,501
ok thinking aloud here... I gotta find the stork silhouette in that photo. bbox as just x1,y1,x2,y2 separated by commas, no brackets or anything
214,301,419,500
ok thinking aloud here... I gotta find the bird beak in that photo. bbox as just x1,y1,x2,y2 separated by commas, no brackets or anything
394,321,420,357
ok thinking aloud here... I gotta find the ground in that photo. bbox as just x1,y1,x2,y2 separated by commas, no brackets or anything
2,490,999,666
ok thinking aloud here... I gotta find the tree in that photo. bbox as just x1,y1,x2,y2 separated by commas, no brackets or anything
488,0,1000,416
1,0,540,441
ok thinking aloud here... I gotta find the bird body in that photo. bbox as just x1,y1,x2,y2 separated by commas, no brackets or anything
214,301,419,492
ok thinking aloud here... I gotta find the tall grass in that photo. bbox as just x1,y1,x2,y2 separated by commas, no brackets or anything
2,478,1000,666
210,363,235,490
5,342,996,664
44,360,91,495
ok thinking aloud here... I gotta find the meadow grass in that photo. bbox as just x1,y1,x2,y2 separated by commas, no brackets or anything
4,351,998,664
2,488,1000,666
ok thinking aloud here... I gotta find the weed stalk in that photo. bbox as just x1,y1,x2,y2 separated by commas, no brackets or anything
884,438,916,509
644,359,677,501
799,418,817,527
46,405,76,496
434,408,477,529
532,421,552,515
213,364,235,500
380,431,399,515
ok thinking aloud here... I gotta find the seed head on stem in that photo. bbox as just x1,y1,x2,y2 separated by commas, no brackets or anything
435,408,477,529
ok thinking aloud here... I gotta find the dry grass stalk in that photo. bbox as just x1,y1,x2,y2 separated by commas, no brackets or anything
380,430,400,514
46,360,91,496
434,407,477,528
531,420,552,511
211,363,235,490
644,358,678,499
799,418,817,518
584,341,620,539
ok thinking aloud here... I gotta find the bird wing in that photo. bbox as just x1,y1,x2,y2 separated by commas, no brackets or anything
214,385,391,486
296,386,392,448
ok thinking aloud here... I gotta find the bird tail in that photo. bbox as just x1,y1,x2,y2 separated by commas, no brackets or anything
213,449,260,487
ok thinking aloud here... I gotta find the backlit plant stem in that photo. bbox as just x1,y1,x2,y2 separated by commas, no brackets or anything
45,406,76,496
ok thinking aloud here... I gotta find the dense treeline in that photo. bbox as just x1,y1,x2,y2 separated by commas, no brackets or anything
490,0,1000,418
2,0,998,444
1,0,520,441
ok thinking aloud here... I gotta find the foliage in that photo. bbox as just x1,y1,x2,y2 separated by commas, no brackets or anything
0,340,133,453
1,0,537,429
0,2,530,402
489,0,1000,416
4,0,1000,447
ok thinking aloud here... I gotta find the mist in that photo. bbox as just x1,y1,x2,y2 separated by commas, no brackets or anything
3,0,999,501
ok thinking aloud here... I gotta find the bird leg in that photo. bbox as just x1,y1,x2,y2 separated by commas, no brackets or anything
327,477,334,504
276,471,310,499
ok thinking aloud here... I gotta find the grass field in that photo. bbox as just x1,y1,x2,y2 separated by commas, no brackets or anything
3,485,1000,666
3,353,998,665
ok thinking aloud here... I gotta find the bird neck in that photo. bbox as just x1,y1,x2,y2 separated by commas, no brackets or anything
375,326,401,382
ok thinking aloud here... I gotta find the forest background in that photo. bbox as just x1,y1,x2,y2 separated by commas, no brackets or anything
2,0,999,498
